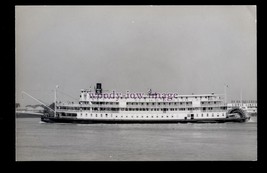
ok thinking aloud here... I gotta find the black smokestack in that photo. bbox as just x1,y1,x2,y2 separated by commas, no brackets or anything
95,83,102,94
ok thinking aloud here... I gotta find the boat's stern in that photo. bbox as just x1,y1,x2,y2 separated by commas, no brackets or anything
227,107,250,122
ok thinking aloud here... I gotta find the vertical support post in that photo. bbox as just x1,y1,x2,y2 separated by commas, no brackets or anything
224,84,228,105
54,85,59,117
54,88,56,117
240,88,243,107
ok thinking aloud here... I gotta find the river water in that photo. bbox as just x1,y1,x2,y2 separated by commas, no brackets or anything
16,118,257,161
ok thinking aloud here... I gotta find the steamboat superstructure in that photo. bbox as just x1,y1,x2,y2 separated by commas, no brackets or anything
41,83,249,123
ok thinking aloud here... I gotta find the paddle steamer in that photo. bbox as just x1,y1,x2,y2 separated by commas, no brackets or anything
40,83,249,123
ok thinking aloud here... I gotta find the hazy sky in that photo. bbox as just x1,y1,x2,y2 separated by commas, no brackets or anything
15,6,257,107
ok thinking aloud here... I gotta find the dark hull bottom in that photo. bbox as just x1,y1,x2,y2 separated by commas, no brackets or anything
41,117,248,124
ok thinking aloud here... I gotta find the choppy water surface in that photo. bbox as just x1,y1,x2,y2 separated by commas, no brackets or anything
16,118,257,161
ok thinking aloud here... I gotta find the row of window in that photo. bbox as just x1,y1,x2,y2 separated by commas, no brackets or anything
126,102,193,106
194,113,224,117
79,101,222,106
58,107,80,110
58,106,227,111
79,101,120,105
58,113,77,117
91,101,119,105
201,101,221,104
77,113,225,118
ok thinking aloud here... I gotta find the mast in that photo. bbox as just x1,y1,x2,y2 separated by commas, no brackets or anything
240,88,243,107
224,84,228,105
55,85,59,117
